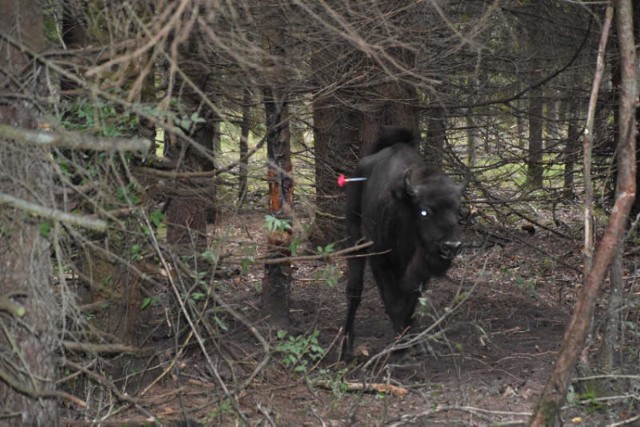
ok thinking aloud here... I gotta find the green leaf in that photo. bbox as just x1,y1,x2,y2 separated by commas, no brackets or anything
149,210,164,228
39,220,52,238
264,215,291,233
141,297,153,310
201,250,218,263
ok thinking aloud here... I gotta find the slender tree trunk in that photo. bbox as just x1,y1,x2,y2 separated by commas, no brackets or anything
530,2,637,424
545,97,560,150
238,87,251,203
424,104,447,167
466,109,477,168
597,242,624,371
527,60,544,189
260,25,294,325
0,1,59,423
629,3,640,218
261,86,293,325
563,99,580,199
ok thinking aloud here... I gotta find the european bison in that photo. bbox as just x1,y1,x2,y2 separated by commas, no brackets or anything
343,127,462,360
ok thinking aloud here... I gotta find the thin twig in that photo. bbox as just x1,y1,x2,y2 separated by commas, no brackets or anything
0,366,87,408
64,360,159,423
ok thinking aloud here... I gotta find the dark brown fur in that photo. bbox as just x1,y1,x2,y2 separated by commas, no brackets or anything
343,127,462,359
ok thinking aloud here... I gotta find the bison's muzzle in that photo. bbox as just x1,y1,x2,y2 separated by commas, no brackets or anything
439,241,462,260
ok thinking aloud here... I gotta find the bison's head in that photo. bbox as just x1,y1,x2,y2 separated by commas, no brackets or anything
400,168,462,273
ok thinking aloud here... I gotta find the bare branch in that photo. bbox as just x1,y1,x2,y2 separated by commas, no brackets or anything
0,193,107,231
0,124,151,153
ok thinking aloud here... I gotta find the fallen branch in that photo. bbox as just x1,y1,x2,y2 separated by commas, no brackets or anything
314,380,408,397
0,193,107,231
64,360,158,422
0,365,86,408
62,341,141,354
254,241,373,264
0,124,150,152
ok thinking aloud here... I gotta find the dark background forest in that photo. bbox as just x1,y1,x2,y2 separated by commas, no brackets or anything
1,0,639,425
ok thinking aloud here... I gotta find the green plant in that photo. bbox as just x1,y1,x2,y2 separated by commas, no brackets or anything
240,256,255,275
568,384,606,414
201,250,218,264
289,236,301,255
39,220,53,238
416,296,429,317
316,243,335,258
141,295,159,310
129,243,143,262
514,275,538,298
316,264,341,288
264,215,292,233
205,399,233,423
177,111,206,130
116,182,141,205
275,329,325,373
314,368,349,396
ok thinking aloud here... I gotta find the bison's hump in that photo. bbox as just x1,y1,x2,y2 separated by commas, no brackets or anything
364,127,418,156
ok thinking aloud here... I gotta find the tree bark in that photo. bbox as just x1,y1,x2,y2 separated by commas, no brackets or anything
238,87,251,204
563,99,580,199
0,0,60,423
260,26,294,325
311,96,360,246
164,21,216,251
597,242,624,371
527,59,544,189
360,77,419,154
424,104,447,168
530,1,637,424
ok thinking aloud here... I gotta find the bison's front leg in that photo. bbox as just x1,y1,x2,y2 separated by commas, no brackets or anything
370,259,420,335
399,251,430,294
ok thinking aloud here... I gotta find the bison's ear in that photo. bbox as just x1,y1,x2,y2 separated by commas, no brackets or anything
393,168,417,201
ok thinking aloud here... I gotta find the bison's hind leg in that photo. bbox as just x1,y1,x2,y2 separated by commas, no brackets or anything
342,255,366,361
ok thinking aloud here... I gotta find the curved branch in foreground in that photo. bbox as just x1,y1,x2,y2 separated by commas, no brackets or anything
0,193,107,232
0,124,151,152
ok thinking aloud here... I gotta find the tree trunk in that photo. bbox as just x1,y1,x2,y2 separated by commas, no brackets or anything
563,99,580,199
261,85,293,325
360,85,419,154
238,87,251,204
260,23,294,325
0,1,59,423
527,60,544,189
311,96,360,246
164,28,217,251
466,110,478,169
424,104,447,168
530,1,637,424
629,2,640,219
597,242,624,371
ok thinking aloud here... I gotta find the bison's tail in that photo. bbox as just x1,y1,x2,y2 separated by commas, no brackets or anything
364,127,418,156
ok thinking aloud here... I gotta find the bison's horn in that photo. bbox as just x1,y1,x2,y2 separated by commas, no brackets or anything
403,169,417,199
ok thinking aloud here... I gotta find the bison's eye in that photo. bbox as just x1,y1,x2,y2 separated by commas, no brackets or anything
420,208,431,218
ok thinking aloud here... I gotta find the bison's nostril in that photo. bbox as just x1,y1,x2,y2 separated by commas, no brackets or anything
441,241,462,258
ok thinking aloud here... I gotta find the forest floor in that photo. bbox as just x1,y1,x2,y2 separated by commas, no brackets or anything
78,203,640,426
